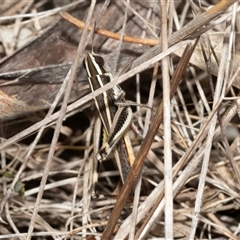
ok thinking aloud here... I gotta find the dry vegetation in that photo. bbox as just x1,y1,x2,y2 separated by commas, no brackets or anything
0,0,240,239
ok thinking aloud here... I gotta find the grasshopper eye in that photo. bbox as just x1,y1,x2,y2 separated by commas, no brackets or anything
94,55,104,66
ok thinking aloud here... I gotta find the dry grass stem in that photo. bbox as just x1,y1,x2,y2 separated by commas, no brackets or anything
0,1,240,239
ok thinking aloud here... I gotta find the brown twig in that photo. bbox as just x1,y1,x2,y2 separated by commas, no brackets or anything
134,39,199,240
60,11,159,47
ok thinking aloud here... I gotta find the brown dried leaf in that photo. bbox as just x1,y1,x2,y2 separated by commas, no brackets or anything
0,90,39,121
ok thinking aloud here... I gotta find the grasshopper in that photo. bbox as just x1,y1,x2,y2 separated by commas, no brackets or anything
83,52,135,199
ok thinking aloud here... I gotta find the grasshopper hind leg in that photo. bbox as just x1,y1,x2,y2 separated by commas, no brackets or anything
115,141,131,183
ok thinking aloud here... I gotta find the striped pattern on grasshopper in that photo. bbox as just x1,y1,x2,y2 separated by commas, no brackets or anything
83,52,135,199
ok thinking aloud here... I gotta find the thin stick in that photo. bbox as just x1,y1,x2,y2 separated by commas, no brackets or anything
160,0,173,239
135,39,199,240
26,1,97,239
60,11,159,47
